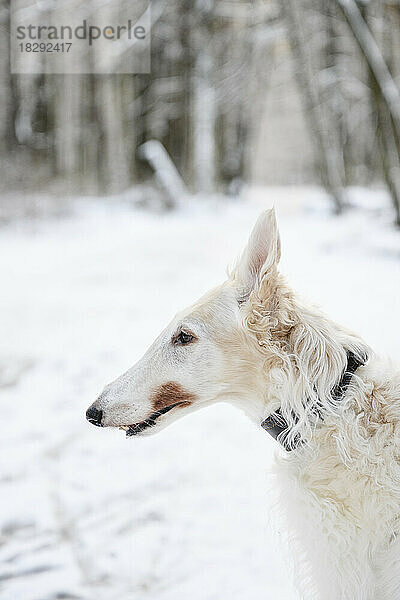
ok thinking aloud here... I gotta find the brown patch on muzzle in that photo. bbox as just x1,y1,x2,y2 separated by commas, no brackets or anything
151,381,195,411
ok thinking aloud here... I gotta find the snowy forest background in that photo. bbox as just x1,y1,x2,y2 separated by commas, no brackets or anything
1,0,400,222
2,2,400,600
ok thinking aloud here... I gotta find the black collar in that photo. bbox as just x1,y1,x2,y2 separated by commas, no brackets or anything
261,350,367,451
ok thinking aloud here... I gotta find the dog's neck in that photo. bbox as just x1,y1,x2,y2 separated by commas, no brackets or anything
239,294,370,448
261,350,367,450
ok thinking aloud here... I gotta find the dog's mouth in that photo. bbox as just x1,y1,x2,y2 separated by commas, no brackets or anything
119,402,186,437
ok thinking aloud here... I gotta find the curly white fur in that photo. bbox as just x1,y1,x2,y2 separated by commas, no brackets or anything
237,213,400,600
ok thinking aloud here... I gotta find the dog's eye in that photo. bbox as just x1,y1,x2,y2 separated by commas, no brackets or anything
173,330,196,346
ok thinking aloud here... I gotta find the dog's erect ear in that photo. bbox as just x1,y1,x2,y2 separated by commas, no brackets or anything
233,209,281,302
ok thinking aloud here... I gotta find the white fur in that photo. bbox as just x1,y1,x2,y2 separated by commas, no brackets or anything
88,209,400,599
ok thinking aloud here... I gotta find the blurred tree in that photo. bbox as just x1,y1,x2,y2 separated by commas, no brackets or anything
282,0,400,223
283,0,347,213
337,0,400,225
1,0,400,225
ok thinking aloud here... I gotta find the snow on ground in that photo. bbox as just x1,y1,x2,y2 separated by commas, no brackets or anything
1,187,400,600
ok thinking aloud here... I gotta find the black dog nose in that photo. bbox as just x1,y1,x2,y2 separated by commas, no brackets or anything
86,405,103,427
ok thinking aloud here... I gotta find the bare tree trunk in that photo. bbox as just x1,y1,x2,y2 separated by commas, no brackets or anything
192,49,216,193
14,75,38,146
337,0,400,137
322,2,347,186
283,0,346,213
0,5,16,151
338,0,400,225
54,75,82,179
378,103,400,226
97,76,130,194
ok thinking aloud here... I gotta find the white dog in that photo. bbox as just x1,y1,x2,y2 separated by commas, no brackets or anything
87,209,400,600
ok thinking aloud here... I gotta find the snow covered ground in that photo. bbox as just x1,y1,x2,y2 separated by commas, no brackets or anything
1,187,400,600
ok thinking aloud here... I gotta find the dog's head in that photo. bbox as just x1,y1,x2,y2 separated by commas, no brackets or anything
86,209,281,436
